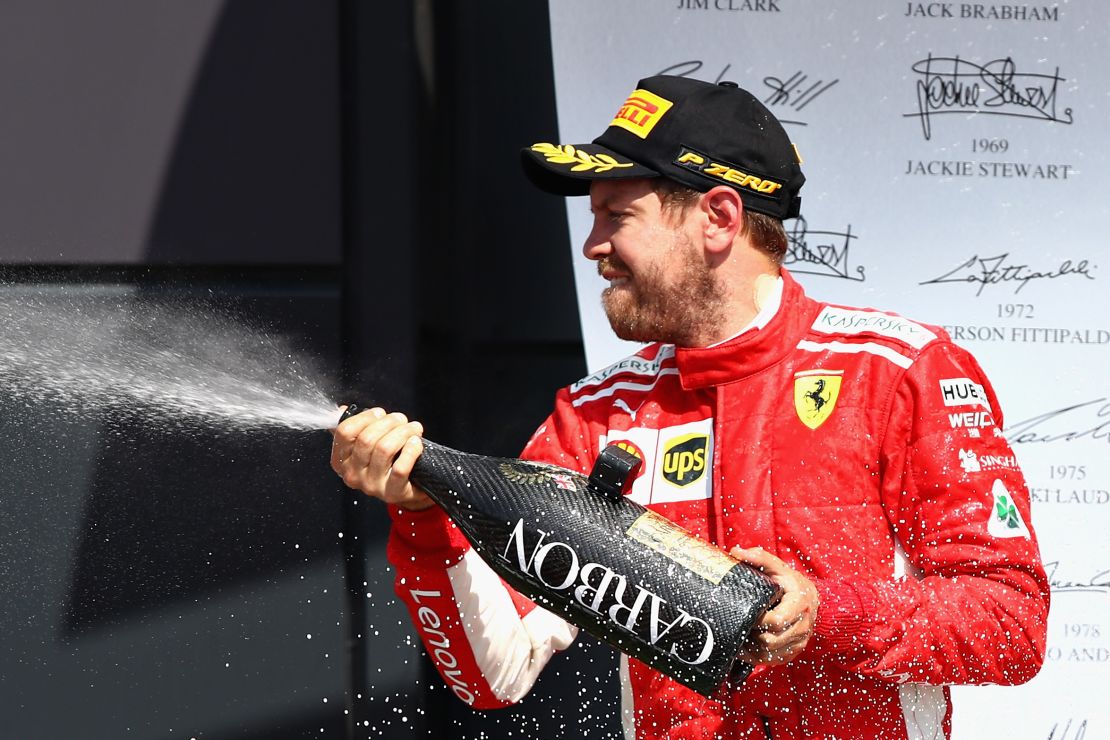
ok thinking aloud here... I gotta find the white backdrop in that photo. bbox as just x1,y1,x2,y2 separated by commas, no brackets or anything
545,2,1108,737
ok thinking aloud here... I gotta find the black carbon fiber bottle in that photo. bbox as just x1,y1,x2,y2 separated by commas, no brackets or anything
340,405,781,697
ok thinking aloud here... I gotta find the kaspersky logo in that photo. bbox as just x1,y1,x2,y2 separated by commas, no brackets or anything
661,434,709,487
609,89,673,139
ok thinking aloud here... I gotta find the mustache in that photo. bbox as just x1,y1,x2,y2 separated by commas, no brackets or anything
597,257,631,277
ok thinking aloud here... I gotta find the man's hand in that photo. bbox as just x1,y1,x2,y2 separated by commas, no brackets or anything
331,406,434,511
729,545,819,667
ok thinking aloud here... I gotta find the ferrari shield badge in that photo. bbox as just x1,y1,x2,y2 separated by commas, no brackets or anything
794,370,843,429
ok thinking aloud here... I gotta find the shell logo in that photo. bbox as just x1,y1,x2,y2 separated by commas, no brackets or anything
610,439,646,483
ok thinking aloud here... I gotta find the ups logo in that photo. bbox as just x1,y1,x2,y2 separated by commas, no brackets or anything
661,434,709,487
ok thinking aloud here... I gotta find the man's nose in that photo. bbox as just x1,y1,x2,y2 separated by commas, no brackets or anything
582,222,611,261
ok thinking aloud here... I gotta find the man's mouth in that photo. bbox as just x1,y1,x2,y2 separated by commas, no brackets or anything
603,272,630,286
599,260,631,286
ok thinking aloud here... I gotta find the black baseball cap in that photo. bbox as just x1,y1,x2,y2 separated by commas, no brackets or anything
521,75,805,220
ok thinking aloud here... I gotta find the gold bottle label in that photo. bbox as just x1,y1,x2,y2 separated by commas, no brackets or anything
626,511,737,585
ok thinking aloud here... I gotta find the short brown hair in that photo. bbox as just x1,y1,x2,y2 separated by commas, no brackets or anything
651,179,788,261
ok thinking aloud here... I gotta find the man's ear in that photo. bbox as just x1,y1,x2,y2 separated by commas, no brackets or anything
701,186,744,254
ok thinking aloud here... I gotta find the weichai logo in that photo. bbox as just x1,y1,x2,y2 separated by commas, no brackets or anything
609,89,673,139
661,434,709,487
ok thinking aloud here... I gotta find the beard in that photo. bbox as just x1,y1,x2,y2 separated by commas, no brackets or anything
599,238,725,347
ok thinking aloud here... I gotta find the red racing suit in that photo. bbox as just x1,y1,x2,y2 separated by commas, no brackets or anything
386,269,1049,739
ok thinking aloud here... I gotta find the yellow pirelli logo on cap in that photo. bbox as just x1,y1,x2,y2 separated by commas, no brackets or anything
609,89,673,139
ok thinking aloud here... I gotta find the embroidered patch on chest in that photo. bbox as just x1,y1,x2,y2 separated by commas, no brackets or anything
794,369,844,429
600,418,714,505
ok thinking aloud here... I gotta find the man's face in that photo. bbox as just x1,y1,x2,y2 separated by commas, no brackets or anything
584,179,724,346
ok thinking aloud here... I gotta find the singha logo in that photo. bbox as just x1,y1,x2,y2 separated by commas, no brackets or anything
959,449,981,473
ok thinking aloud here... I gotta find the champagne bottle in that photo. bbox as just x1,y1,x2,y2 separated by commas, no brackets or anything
340,405,781,697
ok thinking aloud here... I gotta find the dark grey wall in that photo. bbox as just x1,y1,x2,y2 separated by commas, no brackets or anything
0,0,340,265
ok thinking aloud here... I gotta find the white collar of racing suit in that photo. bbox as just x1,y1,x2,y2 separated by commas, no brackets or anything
706,275,784,349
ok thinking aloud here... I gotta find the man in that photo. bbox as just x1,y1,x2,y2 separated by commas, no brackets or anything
332,76,1049,739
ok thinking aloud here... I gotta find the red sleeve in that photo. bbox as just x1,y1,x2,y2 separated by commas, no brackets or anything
811,341,1050,686
385,405,581,708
